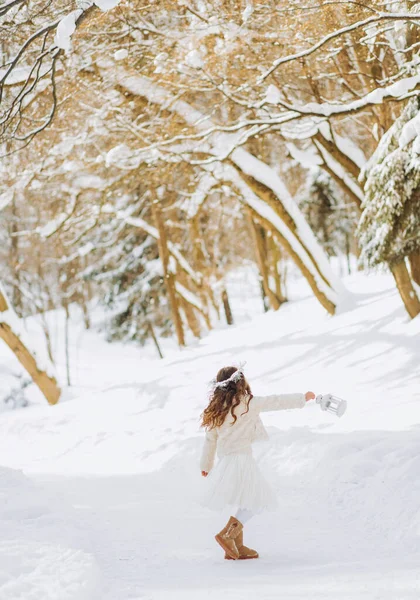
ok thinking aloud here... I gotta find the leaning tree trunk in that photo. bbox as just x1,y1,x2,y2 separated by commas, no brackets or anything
0,284,61,405
390,259,420,319
229,163,339,315
246,205,337,315
151,200,186,347
246,210,281,311
408,251,420,287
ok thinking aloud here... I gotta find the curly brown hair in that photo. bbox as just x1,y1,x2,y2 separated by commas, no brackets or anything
200,366,252,430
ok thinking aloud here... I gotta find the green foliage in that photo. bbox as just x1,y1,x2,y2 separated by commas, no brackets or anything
299,169,355,257
83,201,172,345
358,98,420,268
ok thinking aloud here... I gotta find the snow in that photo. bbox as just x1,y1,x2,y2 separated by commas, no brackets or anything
73,174,104,189
297,74,420,117
175,282,204,311
54,10,83,53
37,214,67,238
286,142,323,168
242,4,253,22
0,466,100,600
314,139,364,202
181,173,217,218
105,144,140,169
0,189,14,211
264,84,282,105
0,270,420,598
114,48,128,61
94,0,121,9
0,64,51,86
185,50,204,69
78,242,95,257
399,112,420,149
54,1,121,53
329,129,367,169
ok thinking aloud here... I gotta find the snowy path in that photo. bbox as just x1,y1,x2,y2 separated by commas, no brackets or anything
30,458,420,600
1,273,420,599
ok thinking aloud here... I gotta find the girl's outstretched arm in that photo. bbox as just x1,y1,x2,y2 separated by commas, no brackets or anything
200,427,218,474
253,391,315,412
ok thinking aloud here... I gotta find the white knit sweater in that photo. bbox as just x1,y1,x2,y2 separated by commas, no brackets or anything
200,393,305,472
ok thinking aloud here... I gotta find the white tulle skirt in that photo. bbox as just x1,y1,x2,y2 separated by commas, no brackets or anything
200,449,278,513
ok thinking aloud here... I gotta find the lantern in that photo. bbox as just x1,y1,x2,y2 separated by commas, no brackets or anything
316,394,347,418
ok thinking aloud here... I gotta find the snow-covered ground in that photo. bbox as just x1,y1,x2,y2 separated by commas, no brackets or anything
0,270,420,599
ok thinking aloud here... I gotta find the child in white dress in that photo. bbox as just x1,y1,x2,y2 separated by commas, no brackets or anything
200,365,315,560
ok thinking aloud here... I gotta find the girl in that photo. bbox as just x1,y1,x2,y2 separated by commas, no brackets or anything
200,365,315,560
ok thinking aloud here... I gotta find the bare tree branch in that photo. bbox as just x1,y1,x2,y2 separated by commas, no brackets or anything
246,12,420,88
0,0,26,18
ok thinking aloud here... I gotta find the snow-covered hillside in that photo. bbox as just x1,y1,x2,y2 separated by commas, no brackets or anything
0,271,419,599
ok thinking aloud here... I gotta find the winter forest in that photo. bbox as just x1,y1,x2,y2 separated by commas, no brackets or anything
1,2,420,599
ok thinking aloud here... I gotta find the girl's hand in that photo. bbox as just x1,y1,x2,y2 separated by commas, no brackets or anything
305,391,315,401
201,471,208,477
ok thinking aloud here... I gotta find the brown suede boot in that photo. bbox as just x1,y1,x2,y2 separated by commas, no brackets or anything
215,516,243,559
224,528,259,560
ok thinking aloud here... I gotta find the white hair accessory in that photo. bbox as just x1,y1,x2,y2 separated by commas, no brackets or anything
209,362,246,392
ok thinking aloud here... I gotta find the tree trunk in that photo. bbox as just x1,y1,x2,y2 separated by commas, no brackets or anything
246,210,281,310
208,289,221,320
231,164,339,314
9,196,22,312
269,236,287,303
246,206,337,315
390,259,420,319
83,258,93,329
40,314,55,365
176,281,211,331
259,281,269,313
147,321,164,359
221,288,234,325
313,131,361,183
151,200,185,346
316,149,363,211
0,285,61,404
408,251,420,286
80,291,91,330
64,302,71,386
180,297,201,339
345,233,352,275
189,216,213,328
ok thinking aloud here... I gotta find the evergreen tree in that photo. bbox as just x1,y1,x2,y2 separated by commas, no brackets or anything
299,169,355,261
84,199,170,346
358,98,420,318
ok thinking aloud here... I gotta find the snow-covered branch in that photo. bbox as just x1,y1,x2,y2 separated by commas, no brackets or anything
0,0,26,17
0,1,122,147
101,66,344,311
255,12,420,85
113,212,203,287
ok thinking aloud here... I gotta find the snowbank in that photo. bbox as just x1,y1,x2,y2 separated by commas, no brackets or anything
0,466,100,600
0,271,419,598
